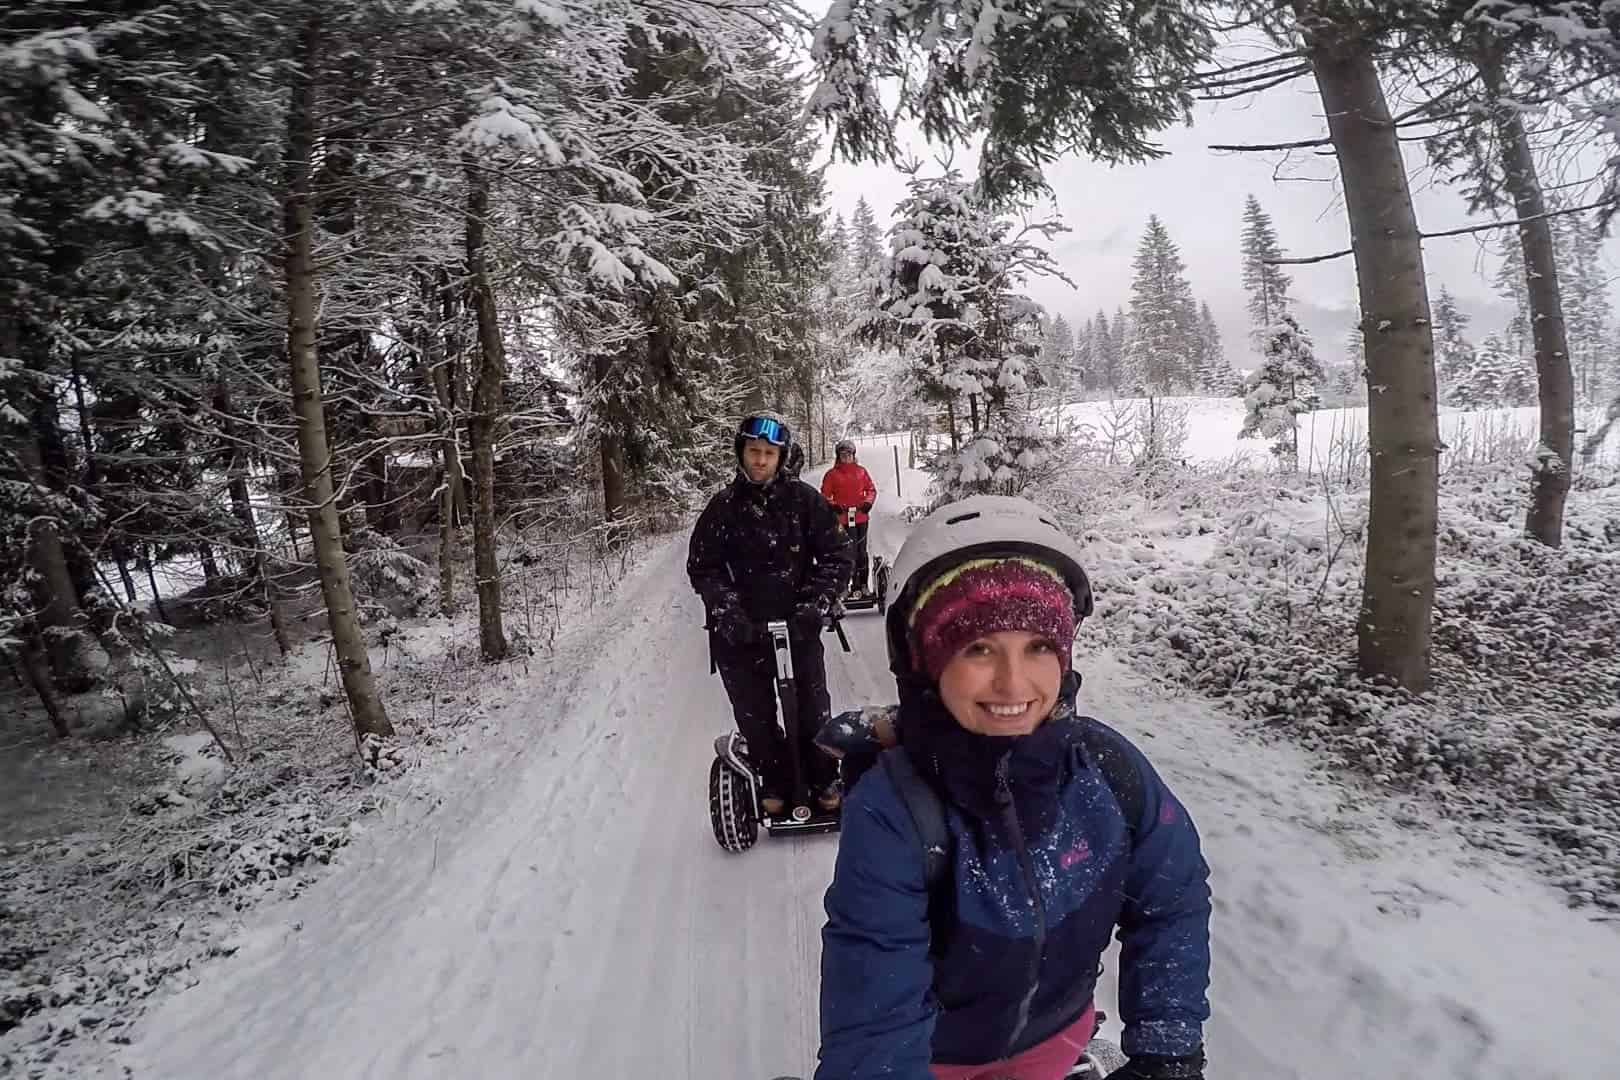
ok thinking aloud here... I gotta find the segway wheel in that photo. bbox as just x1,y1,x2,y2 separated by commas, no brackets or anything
709,757,758,852
874,562,890,614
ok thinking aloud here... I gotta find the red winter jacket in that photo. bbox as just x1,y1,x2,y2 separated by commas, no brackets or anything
821,462,878,526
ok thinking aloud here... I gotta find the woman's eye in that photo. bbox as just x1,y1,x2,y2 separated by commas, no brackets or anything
1029,640,1055,654
963,641,991,657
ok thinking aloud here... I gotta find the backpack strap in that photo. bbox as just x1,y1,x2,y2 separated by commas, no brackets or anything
1073,717,1147,846
880,748,950,895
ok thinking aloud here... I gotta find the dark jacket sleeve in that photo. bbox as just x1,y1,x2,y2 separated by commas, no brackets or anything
686,493,739,616
800,482,854,602
816,773,936,1080
1113,738,1213,1059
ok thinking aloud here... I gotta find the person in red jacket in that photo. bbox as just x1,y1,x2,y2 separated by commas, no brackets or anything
821,439,879,595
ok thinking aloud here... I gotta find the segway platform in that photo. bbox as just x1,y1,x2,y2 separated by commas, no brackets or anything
708,618,844,853
839,555,889,613
710,733,840,853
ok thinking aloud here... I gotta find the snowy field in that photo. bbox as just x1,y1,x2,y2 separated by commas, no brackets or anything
1047,395,1620,476
5,420,1619,1079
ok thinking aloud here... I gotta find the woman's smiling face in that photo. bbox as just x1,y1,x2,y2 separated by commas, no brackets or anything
936,630,1062,736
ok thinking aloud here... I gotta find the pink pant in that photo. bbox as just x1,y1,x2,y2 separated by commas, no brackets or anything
929,1004,1095,1080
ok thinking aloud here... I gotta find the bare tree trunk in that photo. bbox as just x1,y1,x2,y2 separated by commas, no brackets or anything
16,634,69,738
14,425,82,635
114,553,138,603
440,270,471,528
463,155,508,662
284,16,392,736
1304,18,1438,691
199,543,220,584
1477,51,1574,547
216,378,291,656
419,294,458,617
143,553,169,623
427,353,468,531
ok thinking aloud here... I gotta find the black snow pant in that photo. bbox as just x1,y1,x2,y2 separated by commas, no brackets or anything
714,626,839,801
845,522,870,594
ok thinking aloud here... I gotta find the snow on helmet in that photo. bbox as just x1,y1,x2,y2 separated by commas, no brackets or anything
884,495,1094,679
835,438,857,457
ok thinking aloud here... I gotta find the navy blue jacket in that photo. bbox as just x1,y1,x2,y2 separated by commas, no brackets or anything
816,713,1211,1078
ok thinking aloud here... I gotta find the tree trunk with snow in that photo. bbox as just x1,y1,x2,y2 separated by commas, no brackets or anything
1478,51,1573,547
215,378,291,656
15,632,69,738
1304,19,1439,691
283,17,392,737
463,156,508,662
14,424,82,637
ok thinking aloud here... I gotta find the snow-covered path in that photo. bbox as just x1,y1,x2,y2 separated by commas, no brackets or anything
122,479,1620,1080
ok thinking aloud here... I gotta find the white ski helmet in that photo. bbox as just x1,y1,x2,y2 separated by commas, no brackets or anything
885,495,1094,678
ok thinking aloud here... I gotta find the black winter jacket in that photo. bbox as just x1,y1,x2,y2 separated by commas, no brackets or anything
687,473,853,623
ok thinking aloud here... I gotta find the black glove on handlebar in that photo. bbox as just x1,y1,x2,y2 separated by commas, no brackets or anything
1110,1049,1205,1080
792,595,831,630
859,501,873,514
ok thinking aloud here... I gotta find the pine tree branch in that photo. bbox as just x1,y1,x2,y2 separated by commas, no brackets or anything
1418,198,1619,240
1271,198,1618,265
1194,65,1314,101
1265,248,1354,266
1210,136,1334,151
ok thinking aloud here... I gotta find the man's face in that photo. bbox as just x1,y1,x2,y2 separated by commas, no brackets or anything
742,438,781,483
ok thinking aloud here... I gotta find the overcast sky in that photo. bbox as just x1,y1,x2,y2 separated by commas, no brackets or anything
815,67,1619,369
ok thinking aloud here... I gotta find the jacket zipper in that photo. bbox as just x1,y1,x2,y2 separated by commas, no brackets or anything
995,753,1047,1059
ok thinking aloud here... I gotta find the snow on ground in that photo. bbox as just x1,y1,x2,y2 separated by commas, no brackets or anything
50,461,1610,1080
1050,396,1620,475
9,418,1619,1079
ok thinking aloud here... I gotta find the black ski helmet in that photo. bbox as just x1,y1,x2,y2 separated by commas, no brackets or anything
733,411,792,479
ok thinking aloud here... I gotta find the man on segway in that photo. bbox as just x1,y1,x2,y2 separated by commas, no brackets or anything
688,412,853,817
820,439,878,597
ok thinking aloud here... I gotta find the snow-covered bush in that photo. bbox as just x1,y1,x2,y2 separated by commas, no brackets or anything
348,527,435,617
1065,462,1620,909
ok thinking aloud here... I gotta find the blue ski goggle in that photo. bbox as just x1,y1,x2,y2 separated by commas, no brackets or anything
740,415,788,446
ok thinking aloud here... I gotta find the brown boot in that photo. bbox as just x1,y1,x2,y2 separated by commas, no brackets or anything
761,794,786,816
817,787,842,813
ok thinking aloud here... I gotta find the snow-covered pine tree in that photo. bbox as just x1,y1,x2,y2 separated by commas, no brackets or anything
1111,306,1130,391
1432,287,1477,405
1125,216,1198,393
1196,302,1239,394
1240,195,1293,340
1071,317,1095,396
850,196,885,282
859,171,1067,495
1240,314,1325,470
1040,315,1076,407
1557,213,1613,403
1090,310,1117,394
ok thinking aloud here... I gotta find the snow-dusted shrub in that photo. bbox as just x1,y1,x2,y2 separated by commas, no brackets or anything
1084,463,1620,908
348,527,435,617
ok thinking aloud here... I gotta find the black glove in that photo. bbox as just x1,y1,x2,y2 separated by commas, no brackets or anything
792,595,831,630
1110,1049,1206,1080
714,605,756,647
858,501,873,514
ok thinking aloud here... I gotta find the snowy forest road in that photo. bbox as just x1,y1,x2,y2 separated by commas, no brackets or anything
123,461,1620,1080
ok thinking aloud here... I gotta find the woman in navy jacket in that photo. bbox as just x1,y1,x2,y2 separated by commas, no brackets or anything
815,495,1212,1080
